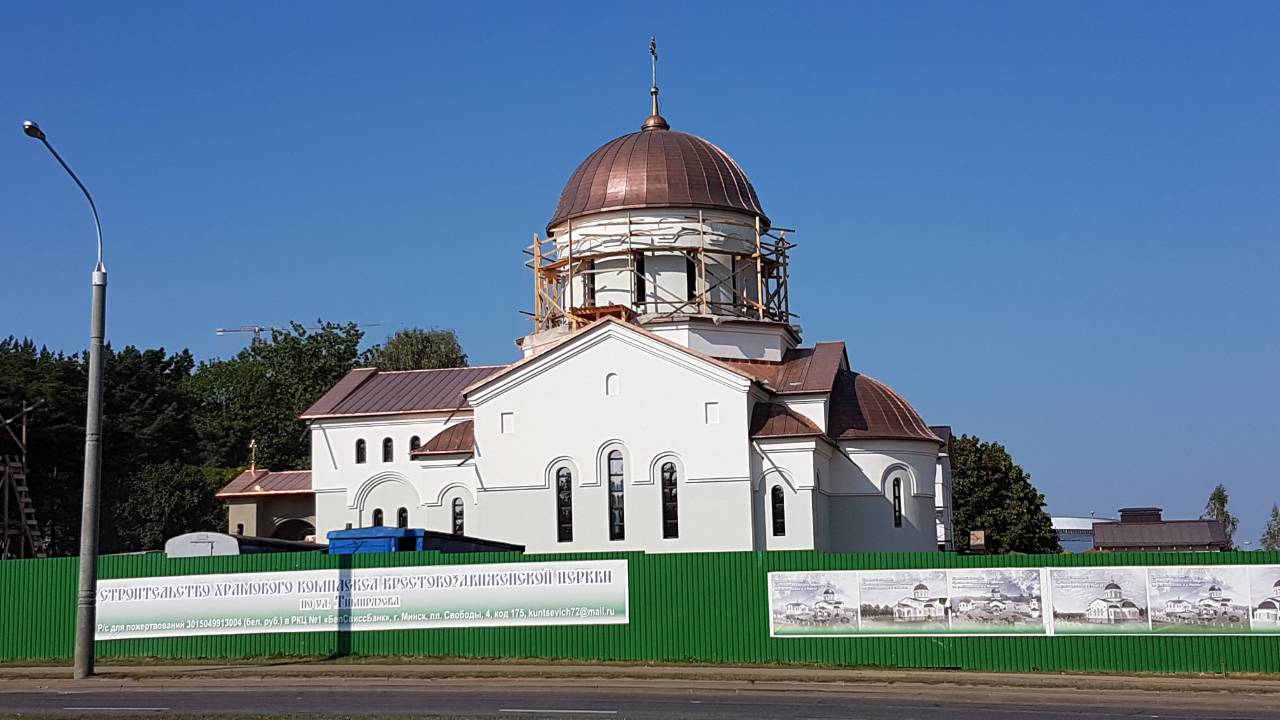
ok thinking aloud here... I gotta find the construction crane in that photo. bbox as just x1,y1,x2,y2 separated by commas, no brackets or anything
215,322,384,346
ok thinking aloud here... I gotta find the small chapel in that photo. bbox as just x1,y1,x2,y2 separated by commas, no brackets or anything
219,49,955,555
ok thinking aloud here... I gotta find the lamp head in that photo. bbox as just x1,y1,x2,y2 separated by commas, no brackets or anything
22,120,45,141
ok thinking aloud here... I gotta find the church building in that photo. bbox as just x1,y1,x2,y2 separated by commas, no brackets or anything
222,53,955,555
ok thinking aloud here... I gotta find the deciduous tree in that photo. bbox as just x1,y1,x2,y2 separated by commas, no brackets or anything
950,434,1060,554
1203,484,1239,551
1260,504,1280,552
361,328,467,371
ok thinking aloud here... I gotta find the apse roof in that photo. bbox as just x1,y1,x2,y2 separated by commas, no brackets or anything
410,420,476,456
216,469,312,498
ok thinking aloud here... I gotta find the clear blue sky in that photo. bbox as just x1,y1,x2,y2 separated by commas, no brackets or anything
3,2,1277,544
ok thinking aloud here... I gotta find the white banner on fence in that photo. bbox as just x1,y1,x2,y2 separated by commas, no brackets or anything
768,564,1280,638
96,559,629,641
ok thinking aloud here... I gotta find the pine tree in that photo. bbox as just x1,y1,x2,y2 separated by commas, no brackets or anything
1261,504,1280,552
1203,484,1239,550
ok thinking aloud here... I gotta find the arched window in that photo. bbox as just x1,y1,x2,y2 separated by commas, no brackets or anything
397,507,409,529
382,437,394,463
633,255,647,306
409,436,421,454
892,477,903,528
605,373,620,397
371,508,384,527
451,497,464,535
355,439,367,464
607,450,625,541
771,485,785,536
556,467,573,542
661,462,678,539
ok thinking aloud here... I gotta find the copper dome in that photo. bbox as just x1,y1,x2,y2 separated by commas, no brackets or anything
547,120,769,234
827,370,944,445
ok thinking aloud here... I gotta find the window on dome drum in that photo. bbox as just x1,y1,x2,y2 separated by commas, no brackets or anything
372,508,384,527
452,498,464,536
661,462,678,539
397,507,408,529
685,256,697,303
583,260,596,307
382,437,394,463
771,486,785,536
355,439,366,464
409,436,421,454
892,478,903,528
607,450,625,541
633,255,646,307
556,467,573,543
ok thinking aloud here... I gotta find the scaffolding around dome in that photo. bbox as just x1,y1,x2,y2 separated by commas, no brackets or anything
527,210,795,333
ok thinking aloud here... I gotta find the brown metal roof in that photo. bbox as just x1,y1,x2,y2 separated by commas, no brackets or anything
828,370,943,444
749,403,823,439
547,124,769,234
1093,519,1228,550
724,342,846,394
929,425,953,445
301,366,507,419
217,469,312,498
410,420,475,456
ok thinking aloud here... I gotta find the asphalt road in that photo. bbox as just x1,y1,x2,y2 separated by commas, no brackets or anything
2,684,1275,720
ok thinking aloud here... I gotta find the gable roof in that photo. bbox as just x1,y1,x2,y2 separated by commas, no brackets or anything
301,365,507,419
410,420,476,456
750,402,824,439
1093,519,1228,550
827,370,943,444
723,341,846,394
217,469,312,498
464,316,758,400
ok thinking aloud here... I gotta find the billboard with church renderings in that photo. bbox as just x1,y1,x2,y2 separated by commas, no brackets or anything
94,559,628,641
1147,566,1251,634
857,570,949,634
1048,567,1150,634
947,568,1046,634
1248,565,1280,634
768,571,860,637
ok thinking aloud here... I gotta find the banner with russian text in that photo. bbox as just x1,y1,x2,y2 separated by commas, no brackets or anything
96,559,628,640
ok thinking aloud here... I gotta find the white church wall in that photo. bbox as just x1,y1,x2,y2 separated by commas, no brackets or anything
467,322,755,554
776,394,828,432
823,440,940,553
645,320,797,362
754,440,820,551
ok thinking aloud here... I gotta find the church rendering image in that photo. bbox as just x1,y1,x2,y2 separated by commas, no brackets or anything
221,50,955,555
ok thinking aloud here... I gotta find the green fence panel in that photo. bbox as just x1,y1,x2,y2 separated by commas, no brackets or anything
2,549,1278,672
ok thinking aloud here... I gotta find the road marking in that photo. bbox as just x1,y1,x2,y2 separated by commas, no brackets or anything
500,710,616,715
62,702,168,707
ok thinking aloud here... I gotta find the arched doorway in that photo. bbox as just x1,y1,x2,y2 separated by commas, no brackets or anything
273,518,315,541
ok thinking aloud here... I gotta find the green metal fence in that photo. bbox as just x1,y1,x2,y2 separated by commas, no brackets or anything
2,549,1278,672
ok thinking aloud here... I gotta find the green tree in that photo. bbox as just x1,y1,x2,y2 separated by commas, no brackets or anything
1259,504,1280,552
950,434,1061,554
1203,484,1239,551
189,321,364,471
361,328,467,371
114,462,230,551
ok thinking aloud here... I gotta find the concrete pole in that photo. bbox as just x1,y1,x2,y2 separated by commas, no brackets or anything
22,120,106,679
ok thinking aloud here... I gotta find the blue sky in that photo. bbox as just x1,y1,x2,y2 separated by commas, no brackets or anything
3,2,1277,544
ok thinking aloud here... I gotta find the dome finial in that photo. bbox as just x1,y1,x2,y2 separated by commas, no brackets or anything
643,36,669,131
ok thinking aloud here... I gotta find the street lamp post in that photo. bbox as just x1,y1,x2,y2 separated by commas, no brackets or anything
23,120,106,680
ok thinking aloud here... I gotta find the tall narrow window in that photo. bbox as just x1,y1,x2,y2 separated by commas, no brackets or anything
355,439,367,464
397,507,409,529
607,450,625,541
661,462,679,539
771,485,785,536
382,437,394,462
583,260,596,307
451,498,464,535
409,436,421,453
892,478,903,528
633,255,646,307
556,467,573,543
685,256,697,304
371,508,384,527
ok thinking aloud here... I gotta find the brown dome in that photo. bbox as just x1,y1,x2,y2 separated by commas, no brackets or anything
828,370,943,445
547,121,769,234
